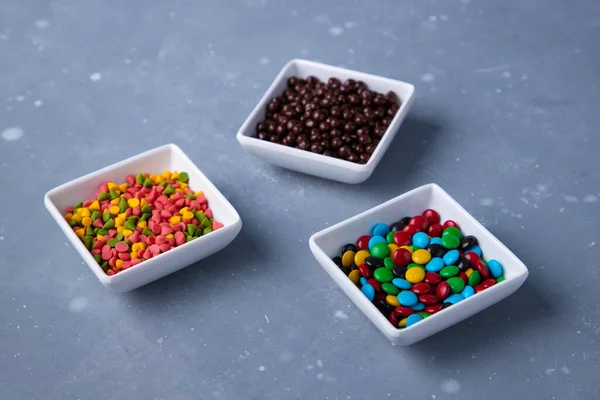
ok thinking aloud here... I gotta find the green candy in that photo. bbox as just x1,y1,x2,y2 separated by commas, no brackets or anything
109,189,119,200
440,265,459,278
96,229,109,236
102,219,115,229
381,283,400,295
186,193,196,199
441,234,460,249
142,227,154,237
178,172,189,183
370,242,389,259
443,227,462,239
200,218,210,229
158,181,167,187
85,226,94,236
83,236,94,250
386,231,395,244
118,197,128,213
203,227,213,235
126,215,138,221
143,177,153,188
91,211,101,221
417,312,431,319
186,235,195,242
114,232,124,241
374,267,393,283
139,213,150,223
93,228,99,234
107,238,118,247
496,276,505,283
468,270,481,286
141,204,152,214
195,211,205,220
73,202,83,210
68,220,79,227
98,192,110,201
447,276,465,293
100,261,109,272
409,245,420,252
163,185,175,196
383,257,395,269
93,254,102,264
135,174,145,185
187,224,196,236
124,220,136,230
407,263,424,270
102,209,111,222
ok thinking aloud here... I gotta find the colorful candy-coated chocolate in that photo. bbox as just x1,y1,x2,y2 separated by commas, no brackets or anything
370,242,389,259
392,248,412,266
465,245,482,256
411,302,425,311
392,266,407,279
394,306,414,317
368,235,387,249
393,231,412,247
460,235,477,251
427,243,446,258
456,256,469,271
348,270,361,285
405,267,425,283
365,256,384,269
446,276,465,293
468,270,481,286
475,260,491,279
441,234,460,249
387,244,398,255
464,251,480,265
342,250,355,268
409,215,429,231
411,282,431,295
354,250,370,267
424,272,442,285
426,257,444,272
407,263,423,270
398,291,418,306
481,278,496,289
443,220,460,230
399,317,408,328
368,278,383,292
372,223,390,238
487,259,504,278
392,278,412,290
386,231,396,244
496,276,505,283
425,304,441,314
427,223,444,238
443,249,460,266
436,281,451,300
461,285,475,299
389,312,400,327
418,294,439,305
402,225,420,236
375,298,395,315
332,256,343,270
400,245,414,254
422,209,441,224
384,257,395,269
356,235,371,250
442,226,462,240
412,232,430,249
444,293,464,304
412,249,432,265
360,277,368,286
374,267,394,283
382,283,400,295
391,217,411,232
358,264,372,278
386,295,400,307
440,265,459,278
361,284,375,301
429,237,443,246
342,243,359,254
406,313,423,327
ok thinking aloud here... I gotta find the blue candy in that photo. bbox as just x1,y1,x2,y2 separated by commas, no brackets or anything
392,278,412,290
430,237,443,245
371,223,390,238
411,302,425,311
412,232,430,249
465,245,482,256
487,259,504,278
443,249,460,266
425,257,445,272
360,277,368,286
361,284,375,301
368,235,387,249
406,313,423,327
461,285,475,299
444,293,464,305
397,291,418,306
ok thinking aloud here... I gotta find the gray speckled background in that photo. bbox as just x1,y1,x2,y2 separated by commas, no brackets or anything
1,0,599,399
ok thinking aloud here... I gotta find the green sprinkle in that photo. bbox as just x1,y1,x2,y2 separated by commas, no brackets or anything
109,189,119,200
93,254,102,264
124,220,136,230
118,197,128,213
142,227,155,237
178,172,189,183
141,204,152,213
83,236,94,249
85,226,94,236
107,238,118,247
187,224,196,236
158,181,167,187
114,232,124,241
201,218,210,229
126,215,138,222
68,220,79,227
91,211,101,221
102,210,111,222
196,211,205,221
163,185,174,196
203,227,213,235
143,177,153,188
102,219,115,229
73,202,83,210
98,192,110,201
93,228,99,234
186,235,195,242
139,213,150,223
97,229,109,236
100,261,109,272
136,174,145,185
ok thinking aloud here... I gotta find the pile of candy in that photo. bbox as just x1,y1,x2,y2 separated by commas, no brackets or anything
254,75,400,164
63,171,224,275
332,209,505,329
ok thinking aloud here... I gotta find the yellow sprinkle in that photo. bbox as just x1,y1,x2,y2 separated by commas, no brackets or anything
169,194,176,199
182,211,194,220
180,207,188,214
116,259,123,269
116,226,125,232
128,198,140,208
71,214,81,222
110,198,120,205
170,216,181,225
137,242,147,250
140,198,148,207
123,229,133,238
162,170,171,180
79,208,91,217
149,174,158,183
131,243,140,251
180,183,188,190
109,206,120,215
165,233,173,239
115,217,125,227
64,213,73,221
155,176,164,184
137,221,147,229
119,183,128,193
81,217,92,227
171,171,179,180
75,228,85,238
194,191,204,197
89,201,100,211
131,251,138,259
97,234,104,242
107,182,119,191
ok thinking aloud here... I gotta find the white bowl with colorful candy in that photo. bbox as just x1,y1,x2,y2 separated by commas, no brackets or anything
309,183,528,346
44,144,242,292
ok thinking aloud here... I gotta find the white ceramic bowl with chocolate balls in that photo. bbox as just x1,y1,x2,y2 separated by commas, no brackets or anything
237,59,416,184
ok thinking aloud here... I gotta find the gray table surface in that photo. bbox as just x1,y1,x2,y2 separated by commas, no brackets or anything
1,0,599,399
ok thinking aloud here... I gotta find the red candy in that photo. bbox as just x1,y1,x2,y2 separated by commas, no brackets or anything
464,252,480,266
356,235,371,250
418,294,439,305
422,209,441,224
392,231,411,247
443,220,460,230
436,281,451,300
459,272,468,284
427,223,444,237
394,306,415,317
411,282,431,295
402,225,420,235
358,264,372,278
389,312,400,327
476,260,491,280
392,248,412,266
425,304,442,314
424,272,442,285
409,215,429,231
368,278,383,293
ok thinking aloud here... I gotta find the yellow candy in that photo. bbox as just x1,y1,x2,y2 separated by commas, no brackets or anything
131,243,140,251
348,269,361,285
354,250,370,266
171,171,179,180
194,191,204,197
169,194,176,199
387,244,398,255
110,198,120,205
399,318,407,328
137,242,146,249
400,245,414,254
97,234,104,242
131,251,138,259
182,211,194,220
75,228,85,238
115,217,125,227
119,183,128,192
127,198,140,208
412,249,432,265
116,226,125,232
107,182,119,191
137,221,147,229
123,229,133,237
386,295,400,307
162,170,171,180
405,267,425,283
175,188,182,193
341,250,355,268
180,183,188,190
155,176,164,184
116,259,123,269
149,174,158,183
64,213,73,221
170,216,181,225
81,217,92,227
165,233,173,239
71,213,81,222
79,208,91,217
109,206,120,215
89,201,100,211
465,268,474,278
118,212,127,219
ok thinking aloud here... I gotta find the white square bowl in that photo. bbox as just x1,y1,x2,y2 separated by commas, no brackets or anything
309,183,528,345
44,144,242,293
237,59,416,184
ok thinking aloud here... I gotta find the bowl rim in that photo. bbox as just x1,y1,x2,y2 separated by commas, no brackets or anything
308,183,529,338
44,143,242,284
236,58,416,173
